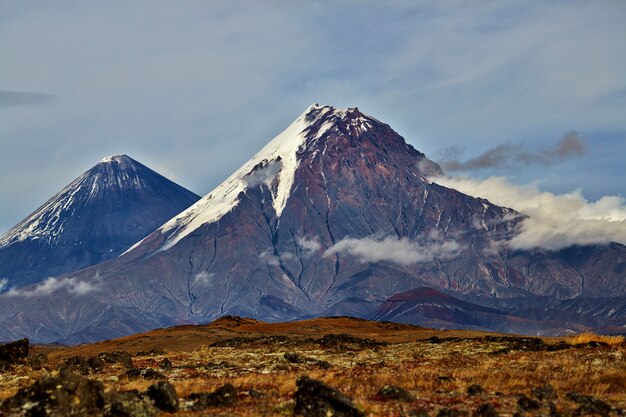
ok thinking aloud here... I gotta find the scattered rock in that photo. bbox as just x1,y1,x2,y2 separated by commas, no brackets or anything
566,392,612,417
484,336,546,352
26,353,48,371
532,384,557,401
135,348,166,357
473,403,499,417
437,408,461,417
0,366,104,416
317,333,386,349
377,385,415,402
284,352,331,369
294,376,364,417
99,351,134,368
517,395,540,411
105,389,158,417
467,384,484,396
189,383,238,410
65,355,93,375
88,356,106,372
159,357,172,370
125,368,166,380
0,338,29,362
209,335,291,347
247,389,266,399
437,376,454,383
146,381,178,412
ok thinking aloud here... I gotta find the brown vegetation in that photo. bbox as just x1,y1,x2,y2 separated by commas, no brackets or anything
1,317,625,416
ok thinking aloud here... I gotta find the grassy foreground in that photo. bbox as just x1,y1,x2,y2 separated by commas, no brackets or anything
1,317,624,416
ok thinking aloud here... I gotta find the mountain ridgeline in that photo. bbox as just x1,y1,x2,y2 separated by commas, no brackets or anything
1,105,625,343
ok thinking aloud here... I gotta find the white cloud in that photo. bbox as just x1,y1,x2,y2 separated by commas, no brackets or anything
259,250,294,267
192,271,215,286
296,236,322,254
326,233,462,265
0,279,8,292
432,175,626,250
3,274,100,298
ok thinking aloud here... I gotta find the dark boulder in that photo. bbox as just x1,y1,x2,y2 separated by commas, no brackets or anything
437,409,461,417
473,403,499,417
125,368,166,380
99,351,133,368
0,366,104,416
105,390,157,417
189,383,238,409
159,357,172,370
376,385,415,402
146,381,178,412
467,384,484,396
0,338,29,362
517,395,540,411
566,392,612,417
65,356,92,375
294,376,364,417
532,384,557,401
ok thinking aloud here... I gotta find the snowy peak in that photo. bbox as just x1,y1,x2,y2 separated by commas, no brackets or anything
0,154,199,287
155,104,434,252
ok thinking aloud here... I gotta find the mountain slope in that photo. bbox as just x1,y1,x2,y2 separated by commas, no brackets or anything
1,105,625,343
0,155,200,287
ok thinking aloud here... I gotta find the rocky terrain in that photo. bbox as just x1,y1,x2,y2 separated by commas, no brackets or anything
0,317,624,416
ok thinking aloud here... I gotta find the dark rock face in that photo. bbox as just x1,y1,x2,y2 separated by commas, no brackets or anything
0,155,200,288
0,367,105,416
2,105,626,343
294,376,364,417
146,381,178,412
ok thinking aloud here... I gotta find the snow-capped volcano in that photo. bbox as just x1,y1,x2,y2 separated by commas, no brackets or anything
153,104,442,251
2,105,626,344
0,155,200,287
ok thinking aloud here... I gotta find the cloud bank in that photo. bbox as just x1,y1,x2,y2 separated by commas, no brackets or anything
439,132,585,171
326,233,462,265
2,275,100,297
432,175,626,250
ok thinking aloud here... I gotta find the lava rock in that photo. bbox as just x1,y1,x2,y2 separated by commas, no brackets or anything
437,408,461,417
88,356,106,372
125,368,166,380
105,390,158,417
65,356,92,375
566,392,612,417
0,366,104,416
99,351,134,368
135,348,166,357
159,357,172,370
467,384,484,396
294,376,364,417
532,384,557,401
0,338,29,362
517,395,540,411
189,383,238,409
146,381,178,412
473,403,499,417
377,385,415,402
317,334,385,349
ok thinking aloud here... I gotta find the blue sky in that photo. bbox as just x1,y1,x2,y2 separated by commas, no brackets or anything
1,1,625,234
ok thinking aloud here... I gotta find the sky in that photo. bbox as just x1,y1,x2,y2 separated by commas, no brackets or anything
1,1,626,235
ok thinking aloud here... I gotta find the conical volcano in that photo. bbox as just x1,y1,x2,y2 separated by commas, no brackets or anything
2,105,625,343
0,155,200,287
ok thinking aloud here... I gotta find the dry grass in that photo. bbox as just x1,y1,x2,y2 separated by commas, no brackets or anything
1,318,625,416
567,332,625,346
